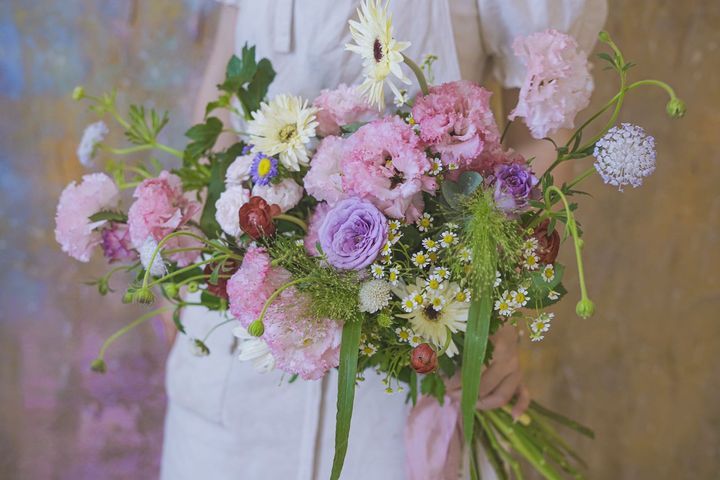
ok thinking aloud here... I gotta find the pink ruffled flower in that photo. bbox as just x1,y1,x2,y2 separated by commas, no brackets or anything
341,116,435,222
412,81,500,168
55,173,120,262
509,29,593,139
127,171,201,265
312,84,379,137
101,223,137,263
227,247,341,380
447,143,526,181
304,202,331,256
304,136,347,206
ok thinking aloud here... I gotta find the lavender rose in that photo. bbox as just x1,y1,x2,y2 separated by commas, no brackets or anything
319,197,388,270
491,163,539,213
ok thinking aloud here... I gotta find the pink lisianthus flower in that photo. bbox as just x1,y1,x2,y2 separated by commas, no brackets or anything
304,202,331,256
304,135,347,206
101,222,137,263
127,171,201,266
227,247,341,380
447,142,526,181
509,29,593,139
312,84,379,137
55,173,120,262
412,81,500,168
341,116,436,222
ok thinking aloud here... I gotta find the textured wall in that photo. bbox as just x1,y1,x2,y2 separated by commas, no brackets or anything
0,1,717,479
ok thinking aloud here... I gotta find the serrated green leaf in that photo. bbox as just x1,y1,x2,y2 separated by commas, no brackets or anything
237,57,275,114
184,117,223,161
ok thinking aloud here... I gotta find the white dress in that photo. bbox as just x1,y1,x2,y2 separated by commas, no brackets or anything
160,1,607,479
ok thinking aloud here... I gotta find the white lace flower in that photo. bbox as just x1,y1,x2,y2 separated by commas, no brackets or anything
139,237,166,276
594,123,656,191
233,326,276,373
346,0,411,109
248,94,318,171
215,186,250,237
77,121,109,167
359,279,392,313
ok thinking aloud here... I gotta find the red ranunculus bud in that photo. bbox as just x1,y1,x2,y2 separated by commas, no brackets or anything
203,258,239,300
410,343,438,374
238,196,281,240
532,220,560,265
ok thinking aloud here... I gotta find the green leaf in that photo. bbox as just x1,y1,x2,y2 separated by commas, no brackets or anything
88,210,128,223
461,294,493,448
330,320,363,480
237,57,275,114
172,308,186,334
200,291,223,310
420,373,446,405
219,45,276,118
442,172,483,208
340,121,367,134
408,370,418,406
184,117,223,161
199,142,245,236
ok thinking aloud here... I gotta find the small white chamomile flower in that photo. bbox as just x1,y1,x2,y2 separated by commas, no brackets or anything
387,266,400,286
381,241,392,256
360,342,378,356
424,274,444,292
429,158,443,176
547,290,560,301
388,219,401,231
409,334,424,347
422,238,439,252
401,294,418,313
523,253,540,270
530,331,545,342
439,230,458,248
370,263,385,279
542,264,555,282
416,213,433,232
428,294,446,311
522,237,539,254
395,326,412,343
388,229,402,244
455,288,471,303
494,291,514,317
494,271,502,288
433,266,451,280
411,251,430,268
530,312,554,334
458,247,473,263
447,162,459,171
510,287,529,308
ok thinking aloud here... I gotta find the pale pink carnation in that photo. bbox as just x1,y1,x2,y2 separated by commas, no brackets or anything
312,84,379,137
304,136,347,206
251,178,304,213
215,186,251,237
304,202,332,256
55,173,120,262
341,116,436,222
412,81,500,168
227,247,341,380
509,29,593,139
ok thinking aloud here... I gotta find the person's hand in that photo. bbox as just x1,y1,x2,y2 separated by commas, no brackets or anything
477,323,530,418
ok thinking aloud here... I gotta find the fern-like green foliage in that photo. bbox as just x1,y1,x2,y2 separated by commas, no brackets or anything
267,237,363,323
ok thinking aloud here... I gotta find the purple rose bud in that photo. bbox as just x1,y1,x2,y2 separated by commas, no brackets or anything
491,163,539,213
319,197,388,270
101,223,137,263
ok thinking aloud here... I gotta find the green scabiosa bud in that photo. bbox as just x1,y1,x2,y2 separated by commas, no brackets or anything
134,288,155,305
72,86,85,101
248,319,265,337
666,98,686,119
598,31,611,43
192,339,210,357
122,290,134,304
376,311,392,328
90,358,107,373
187,281,199,293
576,298,596,319
163,283,179,299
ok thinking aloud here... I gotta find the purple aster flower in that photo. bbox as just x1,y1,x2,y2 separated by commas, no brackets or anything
318,197,388,270
491,163,539,213
250,153,279,186
101,223,137,263
241,144,253,155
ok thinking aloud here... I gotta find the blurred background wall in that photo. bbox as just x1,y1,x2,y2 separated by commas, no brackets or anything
0,0,717,479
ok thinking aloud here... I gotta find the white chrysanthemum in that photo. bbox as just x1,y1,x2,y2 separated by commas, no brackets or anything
233,326,276,373
359,279,392,313
247,94,318,171
252,178,304,212
215,186,250,237
225,153,254,186
139,237,167,276
594,123,656,191
77,121,108,167
395,279,468,357
346,0,411,109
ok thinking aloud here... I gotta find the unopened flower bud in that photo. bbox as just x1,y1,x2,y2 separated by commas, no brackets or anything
122,291,134,304
376,311,392,328
410,343,438,374
192,339,210,357
187,281,199,293
163,283,179,299
576,298,596,319
90,358,107,373
666,98,686,119
72,86,85,101
134,288,155,304
598,31,611,43
248,319,265,337
98,279,109,296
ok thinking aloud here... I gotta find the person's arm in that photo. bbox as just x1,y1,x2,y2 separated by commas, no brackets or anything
193,5,239,151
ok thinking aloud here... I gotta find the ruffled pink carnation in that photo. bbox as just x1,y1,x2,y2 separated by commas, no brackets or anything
312,84,379,137
341,116,435,222
509,29,593,139
412,80,500,168
55,173,120,262
304,136,347,206
227,247,341,380
304,202,331,256
127,171,201,266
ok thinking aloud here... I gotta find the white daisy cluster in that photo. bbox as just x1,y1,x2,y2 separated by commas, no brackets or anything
395,326,423,347
494,287,530,317
358,279,392,313
529,312,554,342
593,123,656,191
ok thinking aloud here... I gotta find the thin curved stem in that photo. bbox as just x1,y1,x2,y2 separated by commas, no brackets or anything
402,54,429,96
274,213,308,232
255,277,310,325
96,306,171,362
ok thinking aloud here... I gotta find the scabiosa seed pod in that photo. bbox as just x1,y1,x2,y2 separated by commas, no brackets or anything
410,343,438,374
593,123,656,191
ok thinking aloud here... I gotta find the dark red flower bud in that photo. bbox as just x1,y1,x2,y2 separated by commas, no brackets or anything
238,196,281,240
410,343,438,374
532,220,560,265
203,258,240,300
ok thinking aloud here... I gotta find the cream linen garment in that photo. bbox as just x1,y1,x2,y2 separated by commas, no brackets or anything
160,1,606,479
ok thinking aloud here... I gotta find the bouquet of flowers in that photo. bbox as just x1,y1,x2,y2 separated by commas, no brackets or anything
56,1,684,478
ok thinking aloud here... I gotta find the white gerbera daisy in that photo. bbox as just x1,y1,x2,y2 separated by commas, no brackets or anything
346,0,411,109
247,94,318,171
396,281,468,357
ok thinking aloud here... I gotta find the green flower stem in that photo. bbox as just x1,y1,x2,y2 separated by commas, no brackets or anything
175,273,232,288
626,78,679,101
274,213,308,232
201,318,236,343
477,413,524,479
153,142,184,159
94,306,172,365
102,263,140,287
544,186,593,317
402,54,430,96
162,247,212,256
255,277,311,325
146,255,230,289
566,166,597,190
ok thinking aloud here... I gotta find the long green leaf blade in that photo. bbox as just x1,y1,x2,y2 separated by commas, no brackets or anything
330,320,362,480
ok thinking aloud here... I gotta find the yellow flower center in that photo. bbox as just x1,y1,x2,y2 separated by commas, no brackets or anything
428,279,440,290
257,158,273,177
456,292,466,302
278,123,297,143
